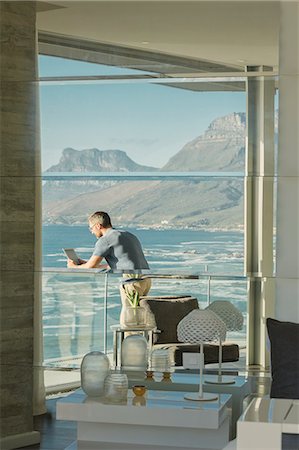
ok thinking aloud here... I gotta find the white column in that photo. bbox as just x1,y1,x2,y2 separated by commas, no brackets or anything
245,67,275,366
275,1,299,322
33,38,46,415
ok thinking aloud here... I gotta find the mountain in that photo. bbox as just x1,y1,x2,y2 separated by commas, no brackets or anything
43,148,158,204
43,113,246,229
47,147,158,173
44,178,243,229
163,112,245,171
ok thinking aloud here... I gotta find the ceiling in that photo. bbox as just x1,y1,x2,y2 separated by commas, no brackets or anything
37,1,280,70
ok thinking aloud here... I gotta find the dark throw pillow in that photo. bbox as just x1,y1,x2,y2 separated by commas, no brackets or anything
266,317,299,399
139,297,199,344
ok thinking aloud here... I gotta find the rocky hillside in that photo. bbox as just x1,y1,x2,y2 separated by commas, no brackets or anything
163,112,245,171
43,113,246,229
47,147,158,173
43,148,158,204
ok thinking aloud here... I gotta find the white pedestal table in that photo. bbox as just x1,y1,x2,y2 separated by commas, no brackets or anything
56,388,232,450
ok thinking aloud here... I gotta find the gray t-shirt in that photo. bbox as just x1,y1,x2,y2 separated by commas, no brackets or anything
92,228,149,271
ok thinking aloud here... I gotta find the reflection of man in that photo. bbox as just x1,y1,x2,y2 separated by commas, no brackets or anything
45,273,97,358
67,211,149,271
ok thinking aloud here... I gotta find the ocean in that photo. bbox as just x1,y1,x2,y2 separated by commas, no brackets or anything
42,225,247,363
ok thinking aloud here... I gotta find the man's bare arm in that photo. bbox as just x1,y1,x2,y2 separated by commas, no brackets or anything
67,255,108,269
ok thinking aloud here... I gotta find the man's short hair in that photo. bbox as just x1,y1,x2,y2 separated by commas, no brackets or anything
88,211,112,228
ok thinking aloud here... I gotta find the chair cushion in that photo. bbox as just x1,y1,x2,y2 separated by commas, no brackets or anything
173,343,240,365
267,318,299,399
139,297,199,344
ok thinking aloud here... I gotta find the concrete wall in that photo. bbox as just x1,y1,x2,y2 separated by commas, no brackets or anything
276,1,299,322
0,1,40,446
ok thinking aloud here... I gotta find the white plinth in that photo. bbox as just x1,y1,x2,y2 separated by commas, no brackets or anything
57,389,231,450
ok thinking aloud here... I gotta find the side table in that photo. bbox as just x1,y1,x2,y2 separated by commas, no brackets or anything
110,324,156,368
237,397,299,450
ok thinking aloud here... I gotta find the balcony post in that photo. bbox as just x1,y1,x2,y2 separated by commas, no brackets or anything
245,67,275,367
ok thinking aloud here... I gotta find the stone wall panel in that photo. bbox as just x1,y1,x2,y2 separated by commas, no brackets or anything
0,271,36,298
0,1,40,442
1,177,36,222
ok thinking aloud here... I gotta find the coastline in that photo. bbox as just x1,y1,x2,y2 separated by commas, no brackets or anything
42,222,245,233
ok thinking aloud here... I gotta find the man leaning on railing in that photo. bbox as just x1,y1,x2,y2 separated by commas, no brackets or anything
66,211,150,272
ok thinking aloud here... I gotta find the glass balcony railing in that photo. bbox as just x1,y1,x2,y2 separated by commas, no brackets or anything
42,270,248,369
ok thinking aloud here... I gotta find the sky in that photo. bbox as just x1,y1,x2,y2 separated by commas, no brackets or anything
39,55,246,171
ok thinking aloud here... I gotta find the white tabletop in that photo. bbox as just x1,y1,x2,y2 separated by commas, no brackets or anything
240,397,299,433
57,388,231,430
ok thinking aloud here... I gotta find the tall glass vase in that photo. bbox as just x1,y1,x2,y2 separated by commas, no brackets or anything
81,351,110,397
123,306,146,327
121,334,148,370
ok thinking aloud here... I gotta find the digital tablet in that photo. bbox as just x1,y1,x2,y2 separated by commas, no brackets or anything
63,248,80,264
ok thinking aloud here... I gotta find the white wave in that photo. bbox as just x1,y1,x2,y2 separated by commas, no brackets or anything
44,324,91,329
214,253,243,260
180,240,225,245
80,311,96,317
153,244,184,248
148,250,203,259
181,256,208,264
146,249,180,254
150,261,185,266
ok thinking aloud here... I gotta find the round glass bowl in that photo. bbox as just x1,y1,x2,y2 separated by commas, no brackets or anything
150,349,171,372
104,372,128,403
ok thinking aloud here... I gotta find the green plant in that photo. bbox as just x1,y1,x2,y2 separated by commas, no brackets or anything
125,288,140,308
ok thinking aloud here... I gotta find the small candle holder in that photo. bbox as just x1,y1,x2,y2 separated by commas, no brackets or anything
162,371,172,381
161,372,172,383
145,370,154,379
132,385,147,396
